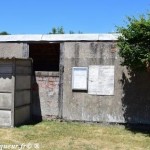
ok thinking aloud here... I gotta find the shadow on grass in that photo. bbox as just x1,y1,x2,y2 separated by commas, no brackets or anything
125,123,150,136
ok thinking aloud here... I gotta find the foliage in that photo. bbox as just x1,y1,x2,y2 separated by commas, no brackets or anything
49,26,65,34
49,26,82,34
0,31,10,35
117,13,150,71
69,30,75,34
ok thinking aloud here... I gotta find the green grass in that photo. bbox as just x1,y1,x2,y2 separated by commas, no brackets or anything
0,121,149,150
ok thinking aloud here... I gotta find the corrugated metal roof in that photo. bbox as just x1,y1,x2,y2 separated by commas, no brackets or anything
0,34,120,42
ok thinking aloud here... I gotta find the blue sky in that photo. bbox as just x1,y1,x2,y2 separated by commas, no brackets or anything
0,0,149,34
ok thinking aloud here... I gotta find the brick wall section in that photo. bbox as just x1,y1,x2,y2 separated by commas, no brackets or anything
32,72,59,120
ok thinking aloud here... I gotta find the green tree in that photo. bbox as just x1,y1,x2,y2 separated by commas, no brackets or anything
117,13,150,71
49,26,82,34
69,30,74,34
0,31,10,35
49,26,65,34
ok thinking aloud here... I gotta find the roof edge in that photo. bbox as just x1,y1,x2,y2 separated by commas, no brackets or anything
0,33,120,42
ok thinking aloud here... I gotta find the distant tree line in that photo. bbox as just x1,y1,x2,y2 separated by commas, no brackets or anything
0,31,10,35
49,26,82,34
0,27,82,35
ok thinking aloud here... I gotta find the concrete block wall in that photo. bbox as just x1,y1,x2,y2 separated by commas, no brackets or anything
0,43,60,121
15,59,32,126
0,72,13,127
0,59,32,127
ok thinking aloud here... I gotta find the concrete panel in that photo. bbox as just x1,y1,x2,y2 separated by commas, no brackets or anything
62,42,125,123
22,43,29,58
0,110,11,126
0,77,13,92
0,93,12,108
0,58,32,127
15,106,30,125
62,41,150,124
16,76,31,90
0,43,23,58
15,91,30,107
15,59,32,66
64,42,117,61
16,66,31,75
0,65,13,74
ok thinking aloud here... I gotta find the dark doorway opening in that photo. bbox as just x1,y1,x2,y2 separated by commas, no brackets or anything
29,43,60,71
29,43,60,122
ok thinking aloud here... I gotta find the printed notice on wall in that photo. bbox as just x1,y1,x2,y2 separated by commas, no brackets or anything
88,65,114,95
72,67,88,90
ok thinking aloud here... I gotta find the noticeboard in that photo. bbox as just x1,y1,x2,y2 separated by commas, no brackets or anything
88,65,114,95
72,67,88,90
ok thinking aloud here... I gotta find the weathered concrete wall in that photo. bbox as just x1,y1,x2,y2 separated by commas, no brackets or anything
32,72,59,120
14,59,32,126
0,43,28,58
0,43,60,120
0,59,32,127
62,42,150,124
1,41,150,125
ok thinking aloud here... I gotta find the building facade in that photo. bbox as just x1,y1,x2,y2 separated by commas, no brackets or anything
0,34,150,124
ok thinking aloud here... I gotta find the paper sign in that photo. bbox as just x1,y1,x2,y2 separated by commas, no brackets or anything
88,66,114,95
72,67,88,90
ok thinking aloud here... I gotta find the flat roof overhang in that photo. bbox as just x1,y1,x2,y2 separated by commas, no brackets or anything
0,34,120,42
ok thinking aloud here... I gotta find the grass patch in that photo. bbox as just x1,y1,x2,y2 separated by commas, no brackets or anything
0,121,149,150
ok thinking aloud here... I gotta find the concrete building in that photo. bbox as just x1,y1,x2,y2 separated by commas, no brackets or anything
0,34,150,125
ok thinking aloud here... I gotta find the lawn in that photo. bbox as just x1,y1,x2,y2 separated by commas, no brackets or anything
0,121,149,150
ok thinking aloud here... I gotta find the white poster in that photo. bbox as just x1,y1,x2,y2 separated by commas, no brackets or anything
88,65,114,95
72,67,88,90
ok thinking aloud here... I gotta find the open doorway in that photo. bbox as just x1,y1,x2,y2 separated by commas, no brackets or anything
29,43,60,71
29,43,60,121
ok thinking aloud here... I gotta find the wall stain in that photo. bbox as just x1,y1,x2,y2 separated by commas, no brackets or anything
74,43,80,66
